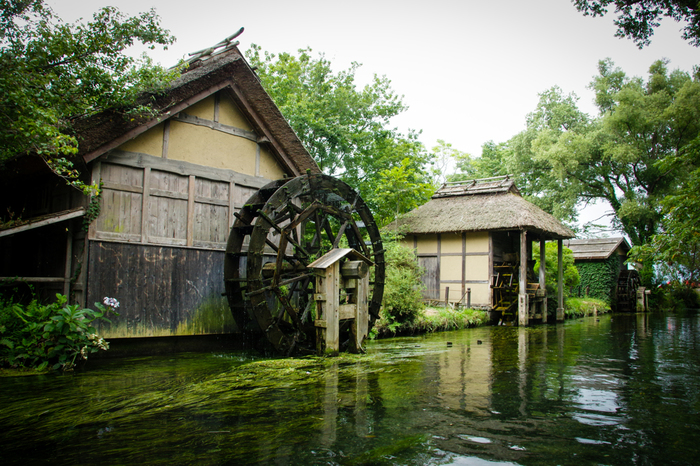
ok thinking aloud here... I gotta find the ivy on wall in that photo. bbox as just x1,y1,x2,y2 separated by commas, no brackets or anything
572,256,620,304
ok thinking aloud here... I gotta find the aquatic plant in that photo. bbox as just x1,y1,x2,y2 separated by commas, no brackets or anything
0,294,117,372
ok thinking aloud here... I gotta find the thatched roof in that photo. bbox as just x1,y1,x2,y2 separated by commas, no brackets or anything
564,237,630,260
392,176,575,240
73,30,319,176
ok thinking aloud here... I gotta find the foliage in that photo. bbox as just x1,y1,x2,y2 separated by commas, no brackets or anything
245,45,436,227
629,137,700,284
572,0,700,48
572,256,620,303
565,297,611,318
0,294,116,371
655,283,700,312
533,242,580,313
0,0,177,195
373,306,488,337
477,60,700,255
378,235,426,326
448,140,510,183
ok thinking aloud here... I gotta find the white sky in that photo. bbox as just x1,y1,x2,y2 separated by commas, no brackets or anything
48,0,698,158
49,0,698,230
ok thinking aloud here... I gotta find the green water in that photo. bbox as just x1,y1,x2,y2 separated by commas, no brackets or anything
2,313,700,465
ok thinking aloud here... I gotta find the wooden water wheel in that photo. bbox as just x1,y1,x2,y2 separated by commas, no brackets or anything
224,173,385,355
616,269,641,312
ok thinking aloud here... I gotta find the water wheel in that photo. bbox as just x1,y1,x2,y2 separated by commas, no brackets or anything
616,269,641,312
224,173,385,355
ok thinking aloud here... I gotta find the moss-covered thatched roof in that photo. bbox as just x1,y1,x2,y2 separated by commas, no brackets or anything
392,177,575,240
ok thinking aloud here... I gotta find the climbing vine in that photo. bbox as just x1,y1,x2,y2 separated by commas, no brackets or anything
82,181,103,232
572,257,619,304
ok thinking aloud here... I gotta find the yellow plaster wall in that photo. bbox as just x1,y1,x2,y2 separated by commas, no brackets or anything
416,235,438,254
441,233,462,254
465,255,489,281
186,96,215,120
440,255,462,282
117,122,164,157
168,121,259,174
259,145,286,180
218,96,253,130
444,284,489,305
465,231,490,253
468,284,490,305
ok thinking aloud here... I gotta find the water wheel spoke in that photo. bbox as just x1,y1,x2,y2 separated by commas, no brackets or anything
225,173,385,355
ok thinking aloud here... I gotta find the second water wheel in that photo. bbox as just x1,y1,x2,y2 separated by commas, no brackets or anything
224,173,385,355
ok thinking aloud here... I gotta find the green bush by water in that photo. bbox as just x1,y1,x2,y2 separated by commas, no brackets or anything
565,297,611,318
379,237,426,324
0,293,116,372
373,307,489,337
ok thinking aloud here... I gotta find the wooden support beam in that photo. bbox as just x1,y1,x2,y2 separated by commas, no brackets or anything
518,230,529,326
557,239,565,321
540,237,547,319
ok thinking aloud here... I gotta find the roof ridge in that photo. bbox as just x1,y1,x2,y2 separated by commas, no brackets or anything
177,28,245,70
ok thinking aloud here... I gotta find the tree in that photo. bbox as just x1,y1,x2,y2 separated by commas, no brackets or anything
499,60,700,250
245,45,436,226
629,137,700,283
573,0,700,48
0,0,177,194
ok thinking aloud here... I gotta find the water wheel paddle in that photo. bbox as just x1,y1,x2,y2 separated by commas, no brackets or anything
224,173,385,355
616,269,641,312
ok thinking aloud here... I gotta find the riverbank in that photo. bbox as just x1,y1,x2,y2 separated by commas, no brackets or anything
373,297,612,338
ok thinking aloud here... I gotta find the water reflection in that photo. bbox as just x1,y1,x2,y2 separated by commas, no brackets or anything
2,313,700,465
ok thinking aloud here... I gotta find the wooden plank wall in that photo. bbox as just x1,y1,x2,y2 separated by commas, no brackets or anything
86,152,271,337
87,241,236,337
95,153,264,250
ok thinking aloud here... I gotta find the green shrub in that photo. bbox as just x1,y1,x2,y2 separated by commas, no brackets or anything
0,294,116,371
380,238,425,324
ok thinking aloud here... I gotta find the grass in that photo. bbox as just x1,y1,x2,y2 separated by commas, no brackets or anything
564,297,611,318
373,306,489,338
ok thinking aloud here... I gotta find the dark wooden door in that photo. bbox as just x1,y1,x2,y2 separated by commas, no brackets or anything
418,256,439,300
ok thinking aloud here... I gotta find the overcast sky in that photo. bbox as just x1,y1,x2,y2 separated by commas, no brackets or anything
48,0,698,159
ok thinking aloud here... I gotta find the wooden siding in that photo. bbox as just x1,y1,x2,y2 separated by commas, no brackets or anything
94,155,269,250
87,241,236,338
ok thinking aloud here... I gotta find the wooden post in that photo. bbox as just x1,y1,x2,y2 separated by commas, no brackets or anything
63,230,73,297
557,239,565,322
315,263,340,354
540,237,547,320
466,288,471,309
445,286,450,307
519,230,529,326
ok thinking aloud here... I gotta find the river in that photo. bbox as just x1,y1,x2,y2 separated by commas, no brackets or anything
2,312,699,465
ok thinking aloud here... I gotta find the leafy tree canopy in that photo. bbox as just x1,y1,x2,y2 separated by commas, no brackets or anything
452,59,700,254
246,45,436,227
0,0,177,194
629,137,700,283
573,0,700,47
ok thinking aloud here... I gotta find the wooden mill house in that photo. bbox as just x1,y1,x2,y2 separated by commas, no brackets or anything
393,176,575,325
0,33,320,338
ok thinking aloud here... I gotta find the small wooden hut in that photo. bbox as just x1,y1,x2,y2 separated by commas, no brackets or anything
0,32,320,338
564,237,632,304
392,176,575,324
